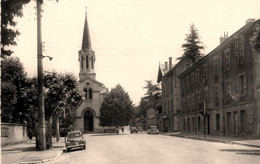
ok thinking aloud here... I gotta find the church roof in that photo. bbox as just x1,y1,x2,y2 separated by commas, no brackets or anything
81,10,92,50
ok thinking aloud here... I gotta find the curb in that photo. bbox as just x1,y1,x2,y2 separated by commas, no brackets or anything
20,148,65,164
168,134,260,148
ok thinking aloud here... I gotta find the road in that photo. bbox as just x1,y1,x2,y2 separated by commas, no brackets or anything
50,132,260,164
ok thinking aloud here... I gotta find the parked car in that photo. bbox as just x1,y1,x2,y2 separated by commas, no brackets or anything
130,127,138,134
65,130,86,151
148,126,159,134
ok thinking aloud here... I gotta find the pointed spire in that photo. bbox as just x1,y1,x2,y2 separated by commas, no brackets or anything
81,8,92,50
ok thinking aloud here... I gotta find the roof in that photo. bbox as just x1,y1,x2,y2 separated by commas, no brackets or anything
68,130,81,134
81,10,92,50
157,63,169,83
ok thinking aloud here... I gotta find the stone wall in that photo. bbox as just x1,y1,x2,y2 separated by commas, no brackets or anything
1,123,28,146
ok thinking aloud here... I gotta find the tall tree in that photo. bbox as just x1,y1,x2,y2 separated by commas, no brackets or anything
42,72,82,149
178,23,204,60
99,84,134,129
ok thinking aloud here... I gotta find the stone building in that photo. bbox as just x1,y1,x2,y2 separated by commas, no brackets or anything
178,19,260,137
74,11,108,133
157,56,194,132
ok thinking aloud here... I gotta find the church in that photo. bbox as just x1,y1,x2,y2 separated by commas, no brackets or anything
74,10,108,133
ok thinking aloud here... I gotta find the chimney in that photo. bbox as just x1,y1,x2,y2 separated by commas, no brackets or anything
246,18,255,24
220,32,228,44
169,57,172,69
165,62,168,70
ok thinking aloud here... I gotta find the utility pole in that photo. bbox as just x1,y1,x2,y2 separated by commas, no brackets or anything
37,0,46,151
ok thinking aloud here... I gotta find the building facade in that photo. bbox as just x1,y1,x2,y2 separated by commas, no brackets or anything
158,56,194,132
178,19,260,137
74,11,108,133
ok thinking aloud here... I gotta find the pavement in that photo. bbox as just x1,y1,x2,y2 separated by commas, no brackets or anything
167,132,260,148
1,137,65,164
1,132,260,164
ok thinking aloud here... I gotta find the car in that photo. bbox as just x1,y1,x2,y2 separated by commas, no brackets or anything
65,130,86,151
130,127,138,134
148,126,159,134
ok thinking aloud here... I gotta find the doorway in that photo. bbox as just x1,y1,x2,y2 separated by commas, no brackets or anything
84,110,94,132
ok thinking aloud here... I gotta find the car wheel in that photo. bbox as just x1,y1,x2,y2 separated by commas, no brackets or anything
67,148,71,152
83,145,86,150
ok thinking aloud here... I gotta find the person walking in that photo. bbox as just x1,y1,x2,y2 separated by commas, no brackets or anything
121,127,124,133
28,129,33,143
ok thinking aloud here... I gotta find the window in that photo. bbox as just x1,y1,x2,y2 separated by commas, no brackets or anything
191,94,195,109
86,56,89,69
214,85,219,107
186,96,190,110
190,72,194,87
168,101,170,114
227,112,231,130
181,79,185,97
224,49,230,70
186,75,190,91
204,86,208,102
235,34,245,64
181,99,185,113
83,87,88,99
216,114,220,131
89,88,93,100
203,64,208,80
171,100,173,113
196,69,201,85
214,56,218,76
240,110,246,130
81,56,84,69
238,73,247,95
170,79,173,94
196,92,200,106
225,79,231,95
1,127,9,137
91,56,94,69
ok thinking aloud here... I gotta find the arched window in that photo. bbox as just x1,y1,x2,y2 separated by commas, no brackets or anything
91,57,94,69
89,88,93,100
81,56,84,69
86,55,89,69
83,87,88,99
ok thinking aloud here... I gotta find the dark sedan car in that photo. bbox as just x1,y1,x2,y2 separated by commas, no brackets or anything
65,130,86,151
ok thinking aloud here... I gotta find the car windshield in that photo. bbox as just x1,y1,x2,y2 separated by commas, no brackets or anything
150,126,157,129
68,133,81,138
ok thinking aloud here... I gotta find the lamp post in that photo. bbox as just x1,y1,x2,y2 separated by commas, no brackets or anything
37,0,46,151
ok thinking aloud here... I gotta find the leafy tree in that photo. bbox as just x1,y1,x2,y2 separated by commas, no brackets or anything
42,72,83,149
178,23,204,60
99,84,134,129
1,57,30,123
1,0,30,57
1,82,17,122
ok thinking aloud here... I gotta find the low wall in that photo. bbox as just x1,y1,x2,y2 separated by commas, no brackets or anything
1,122,28,146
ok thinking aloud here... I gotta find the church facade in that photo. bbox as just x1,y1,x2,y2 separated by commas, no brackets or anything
74,11,108,133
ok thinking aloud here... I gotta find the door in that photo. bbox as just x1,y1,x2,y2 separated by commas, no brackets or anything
84,110,94,132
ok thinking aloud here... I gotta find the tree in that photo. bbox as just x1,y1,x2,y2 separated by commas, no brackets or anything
177,23,204,61
99,84,134,129
1,57,30,123
1,0,30,57
42,72,83,149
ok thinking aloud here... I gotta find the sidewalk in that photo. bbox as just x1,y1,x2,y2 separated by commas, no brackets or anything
168,132,260,148
1,137,65,164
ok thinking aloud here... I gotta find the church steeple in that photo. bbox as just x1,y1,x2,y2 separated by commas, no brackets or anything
78,9,96,81
81,10,92,50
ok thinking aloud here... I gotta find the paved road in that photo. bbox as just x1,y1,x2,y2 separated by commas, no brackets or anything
50,133,260,164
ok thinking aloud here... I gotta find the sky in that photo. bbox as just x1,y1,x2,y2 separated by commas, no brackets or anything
12,0,260,105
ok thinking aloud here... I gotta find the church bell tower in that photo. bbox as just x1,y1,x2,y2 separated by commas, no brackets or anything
78,10,96,80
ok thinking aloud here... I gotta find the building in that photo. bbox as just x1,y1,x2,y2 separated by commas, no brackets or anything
178,19,260,137
157,56,194,132
74,11,108,133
